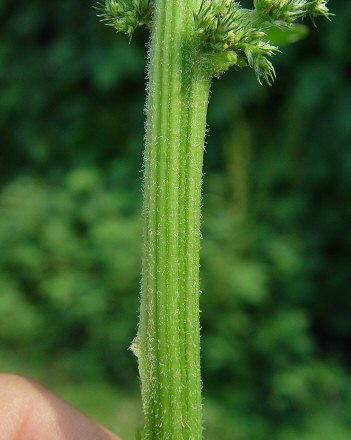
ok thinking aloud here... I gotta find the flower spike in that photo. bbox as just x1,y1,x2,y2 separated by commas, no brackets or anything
194,0,331,84
98,0,154,40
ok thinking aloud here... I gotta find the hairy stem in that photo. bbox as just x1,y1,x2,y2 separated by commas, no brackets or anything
97,1,332,439
135,0,210,438
98,0,331,438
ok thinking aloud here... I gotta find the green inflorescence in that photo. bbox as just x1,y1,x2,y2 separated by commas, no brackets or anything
254,0,331,24
194,0,330,83
99,0,330,84
99,0,330,83
194,0,277,83
306,0,331,22
254,0,308,23
98,0,154,39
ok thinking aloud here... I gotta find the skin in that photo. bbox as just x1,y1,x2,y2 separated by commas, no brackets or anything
0,374,123,440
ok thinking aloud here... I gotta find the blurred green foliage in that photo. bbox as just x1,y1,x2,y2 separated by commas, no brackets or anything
0,0,351,439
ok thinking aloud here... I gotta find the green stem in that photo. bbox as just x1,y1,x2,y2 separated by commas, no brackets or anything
135,1,211,438
98,0,331,437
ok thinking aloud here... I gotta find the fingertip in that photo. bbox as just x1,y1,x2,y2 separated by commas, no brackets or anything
0,374,122,440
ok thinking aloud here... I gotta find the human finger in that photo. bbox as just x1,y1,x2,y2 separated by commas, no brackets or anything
0,374,123,440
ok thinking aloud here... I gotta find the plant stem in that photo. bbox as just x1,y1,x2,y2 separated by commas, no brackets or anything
135,1,211,438
98,0,331,437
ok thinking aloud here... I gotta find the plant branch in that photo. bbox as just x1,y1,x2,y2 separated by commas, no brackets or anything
97,0,331,438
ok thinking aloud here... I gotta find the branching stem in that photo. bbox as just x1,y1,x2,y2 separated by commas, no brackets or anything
98,0,331,438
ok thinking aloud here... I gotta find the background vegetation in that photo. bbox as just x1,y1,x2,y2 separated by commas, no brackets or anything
0,0,350,438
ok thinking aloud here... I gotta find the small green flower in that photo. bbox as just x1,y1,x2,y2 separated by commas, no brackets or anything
98,0,154,39
306,0,331,20
254,0,307,24
254,0,331,24
195,1,278,83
